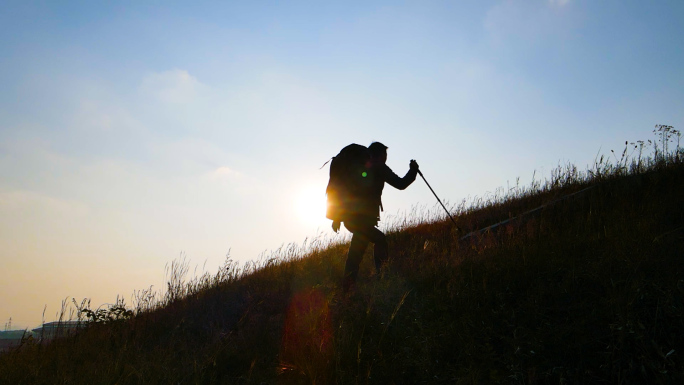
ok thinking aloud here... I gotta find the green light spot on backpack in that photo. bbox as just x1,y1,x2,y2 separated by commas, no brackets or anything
362,172,367,177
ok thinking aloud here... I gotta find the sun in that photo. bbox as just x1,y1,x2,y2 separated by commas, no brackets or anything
295,185,328,227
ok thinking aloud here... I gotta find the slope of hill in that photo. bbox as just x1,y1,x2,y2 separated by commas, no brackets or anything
1,145,683,384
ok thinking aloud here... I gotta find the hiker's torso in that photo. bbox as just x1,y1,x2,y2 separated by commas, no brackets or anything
345,163,416,222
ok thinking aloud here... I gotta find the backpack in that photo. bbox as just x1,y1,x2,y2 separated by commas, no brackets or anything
325,144,372,221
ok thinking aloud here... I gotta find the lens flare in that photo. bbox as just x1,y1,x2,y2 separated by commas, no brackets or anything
280,288,332,379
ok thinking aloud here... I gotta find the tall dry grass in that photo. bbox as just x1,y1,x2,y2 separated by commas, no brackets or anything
1,126,682,384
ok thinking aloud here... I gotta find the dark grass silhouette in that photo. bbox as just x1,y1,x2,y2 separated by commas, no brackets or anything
1,129,683,384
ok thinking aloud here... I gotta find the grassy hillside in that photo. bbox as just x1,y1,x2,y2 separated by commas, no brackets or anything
2,136,683,384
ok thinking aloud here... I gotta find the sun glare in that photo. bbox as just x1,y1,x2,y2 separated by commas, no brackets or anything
295,185,327,227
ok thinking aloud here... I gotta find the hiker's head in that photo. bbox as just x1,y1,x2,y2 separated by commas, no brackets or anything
368,142,388,164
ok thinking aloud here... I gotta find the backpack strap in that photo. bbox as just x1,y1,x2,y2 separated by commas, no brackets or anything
319,158,333,169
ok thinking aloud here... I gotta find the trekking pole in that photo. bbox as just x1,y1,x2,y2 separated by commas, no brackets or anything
417,169,460,231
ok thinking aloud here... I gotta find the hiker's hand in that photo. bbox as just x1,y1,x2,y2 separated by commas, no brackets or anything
332,220,341,233
410,159,419,171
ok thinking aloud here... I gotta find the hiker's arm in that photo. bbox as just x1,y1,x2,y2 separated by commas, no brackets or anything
384,162,418,190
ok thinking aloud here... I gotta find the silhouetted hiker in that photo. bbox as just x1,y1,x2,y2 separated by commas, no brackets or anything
326,142,419,292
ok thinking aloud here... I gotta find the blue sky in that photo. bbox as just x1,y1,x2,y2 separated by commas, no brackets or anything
1,0,682,328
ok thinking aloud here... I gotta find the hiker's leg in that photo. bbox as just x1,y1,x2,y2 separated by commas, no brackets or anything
365,227,388,273
348,222,388,274
343,230,369,291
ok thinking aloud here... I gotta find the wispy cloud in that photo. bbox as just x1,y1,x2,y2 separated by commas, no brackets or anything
549,0,570,7
213,166,241,178
139,69,206,104
0,190,88,216
483,0,576,46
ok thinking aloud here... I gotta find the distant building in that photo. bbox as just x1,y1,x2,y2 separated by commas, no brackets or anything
0,330,26,339
0,330,29,352
31,321,84,340
0,322,88,351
